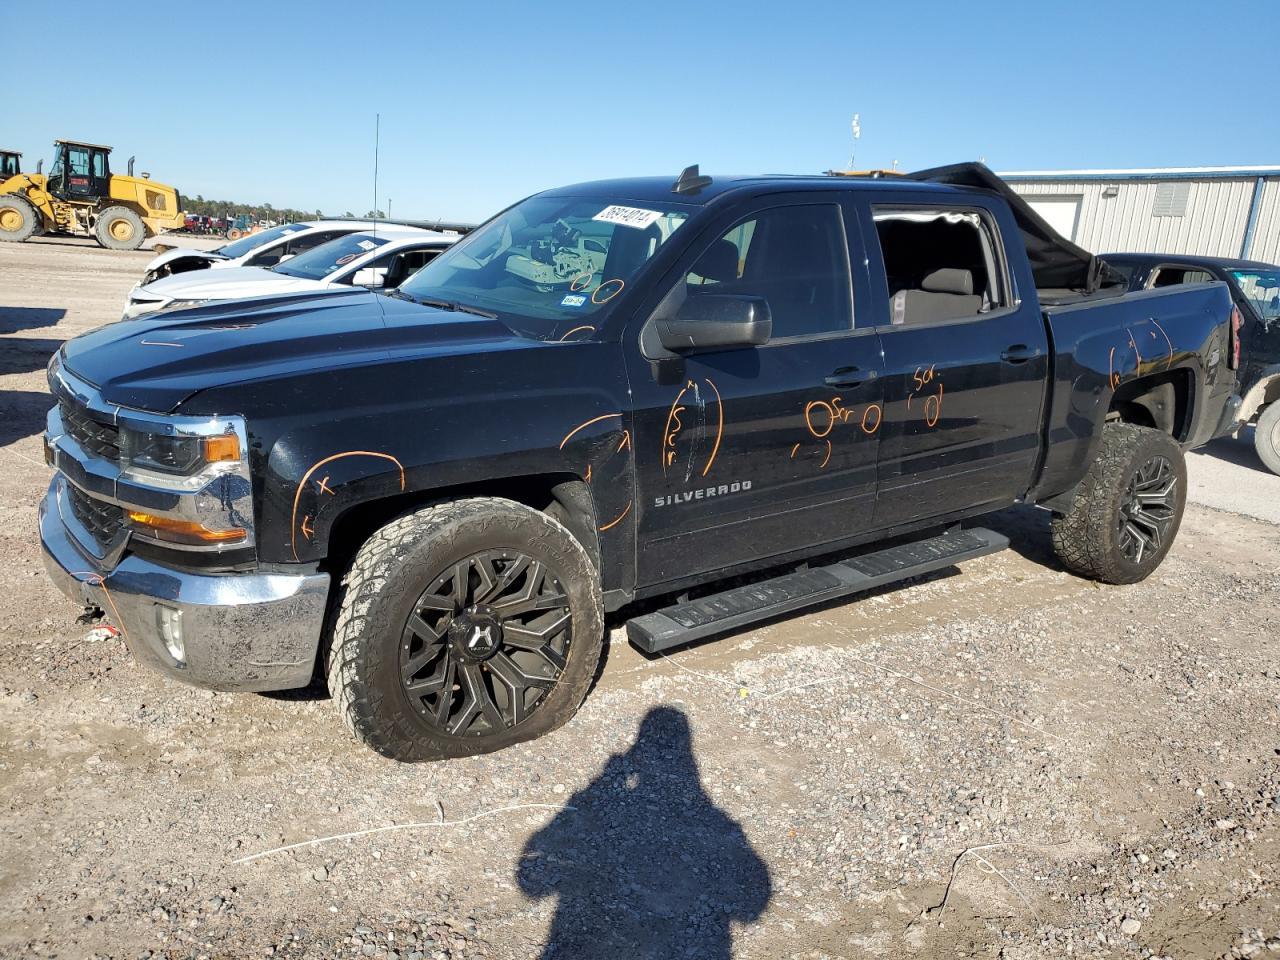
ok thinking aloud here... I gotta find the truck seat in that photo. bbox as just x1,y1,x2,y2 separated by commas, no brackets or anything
891,268,982,324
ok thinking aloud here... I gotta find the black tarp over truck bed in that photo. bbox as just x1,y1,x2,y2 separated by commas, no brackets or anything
906,162,1123,302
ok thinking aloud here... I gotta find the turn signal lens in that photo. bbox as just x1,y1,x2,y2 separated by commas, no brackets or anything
127,511,246,545
202,434,241,463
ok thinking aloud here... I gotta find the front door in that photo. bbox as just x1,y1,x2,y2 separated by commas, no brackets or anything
625,197,884,588
857,198,1050,527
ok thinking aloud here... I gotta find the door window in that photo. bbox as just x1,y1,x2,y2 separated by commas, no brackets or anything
91,151,107,179
681,204,853,339
872,208,1006,325
67,147,90,177
1150,266,1215,287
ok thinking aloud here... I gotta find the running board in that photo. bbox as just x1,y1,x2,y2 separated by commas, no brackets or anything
626,527,1008,654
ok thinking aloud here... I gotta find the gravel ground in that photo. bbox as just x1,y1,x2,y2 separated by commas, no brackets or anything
1,237,1277,959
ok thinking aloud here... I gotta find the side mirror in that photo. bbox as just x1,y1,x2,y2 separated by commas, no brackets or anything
351,267,388,288
276,253,295,263
654,294,772,352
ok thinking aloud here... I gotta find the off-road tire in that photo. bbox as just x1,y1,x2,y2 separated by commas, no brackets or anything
0,194,38,242
1050,423,1186,584
94,205,146,250
1253,403,1280,476
327,497,604,762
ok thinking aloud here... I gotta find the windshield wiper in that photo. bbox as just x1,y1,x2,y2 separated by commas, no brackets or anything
390,291,497,318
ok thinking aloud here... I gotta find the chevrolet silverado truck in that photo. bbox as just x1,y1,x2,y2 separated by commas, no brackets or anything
40,163,1239,762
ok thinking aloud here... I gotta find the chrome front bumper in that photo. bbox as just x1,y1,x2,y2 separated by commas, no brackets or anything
40,476,330,692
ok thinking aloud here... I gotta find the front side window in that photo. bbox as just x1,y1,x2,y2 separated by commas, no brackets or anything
67,147,90,177
679,204,853,339
272,233,390,280
398,195,692,340
1232,269,1280,321
873,207,1005,326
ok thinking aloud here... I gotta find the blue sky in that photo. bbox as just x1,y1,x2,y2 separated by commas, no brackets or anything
7,0,1275,222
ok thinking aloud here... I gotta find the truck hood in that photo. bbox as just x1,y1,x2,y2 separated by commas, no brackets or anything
142,246,230,273
60,290,519,413
139,265,326,300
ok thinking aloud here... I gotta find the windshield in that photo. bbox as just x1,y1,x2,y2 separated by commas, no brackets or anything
397,195,693,339
273,233,390,280
1231,269,1280,321
216,223,311,259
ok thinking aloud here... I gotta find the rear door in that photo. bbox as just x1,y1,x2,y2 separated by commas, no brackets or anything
624,194,884,586
854,193,1050,527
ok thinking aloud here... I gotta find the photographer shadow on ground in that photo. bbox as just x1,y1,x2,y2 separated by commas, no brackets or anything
518,706,771,959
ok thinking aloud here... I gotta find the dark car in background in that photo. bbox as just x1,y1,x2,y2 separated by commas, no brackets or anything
1103,253,1280,473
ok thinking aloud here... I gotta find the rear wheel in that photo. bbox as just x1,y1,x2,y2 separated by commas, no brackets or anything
0,194,38,242
94,205,146,250
1253,403,1280,476
1050,423,1186,584
327,497,604,762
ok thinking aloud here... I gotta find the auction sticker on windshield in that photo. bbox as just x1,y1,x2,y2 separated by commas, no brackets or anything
593,205,664,230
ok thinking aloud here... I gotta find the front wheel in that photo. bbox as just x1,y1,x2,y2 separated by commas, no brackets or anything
94,205,146,250
1050,423,1187,584
1253,403,1280,476
0,194,39,242
327,497,604,762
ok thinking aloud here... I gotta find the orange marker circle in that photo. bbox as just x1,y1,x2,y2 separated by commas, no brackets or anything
804,400,836,438
860,403,883,434
570,271,594,292
591,279,625,304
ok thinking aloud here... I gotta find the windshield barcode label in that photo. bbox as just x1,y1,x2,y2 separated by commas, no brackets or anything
593,205,663,230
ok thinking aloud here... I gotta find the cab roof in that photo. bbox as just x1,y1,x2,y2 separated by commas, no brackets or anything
541,173,964,205
1101,251,1279,272
55,139,112,151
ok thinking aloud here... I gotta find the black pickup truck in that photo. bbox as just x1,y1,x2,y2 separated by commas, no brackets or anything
41,163,1238,761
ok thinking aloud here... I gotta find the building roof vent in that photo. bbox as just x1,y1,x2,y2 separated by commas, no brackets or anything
1153,181,1190,217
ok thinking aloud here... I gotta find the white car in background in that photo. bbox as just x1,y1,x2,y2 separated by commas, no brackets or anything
139,220,390,286
123,227,457,319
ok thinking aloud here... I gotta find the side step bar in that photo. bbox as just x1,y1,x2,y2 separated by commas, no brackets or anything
626,527,1008,654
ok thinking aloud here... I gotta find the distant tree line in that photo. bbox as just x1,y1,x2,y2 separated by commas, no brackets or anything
181,194,372,222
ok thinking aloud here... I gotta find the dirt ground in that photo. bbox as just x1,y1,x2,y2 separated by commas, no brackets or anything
1,237,1277,960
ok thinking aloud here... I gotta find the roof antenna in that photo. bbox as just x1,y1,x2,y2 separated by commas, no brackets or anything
672,164,712,195
372,113,380,238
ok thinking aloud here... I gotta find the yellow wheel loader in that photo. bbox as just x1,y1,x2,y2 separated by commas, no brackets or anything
0,140,183,250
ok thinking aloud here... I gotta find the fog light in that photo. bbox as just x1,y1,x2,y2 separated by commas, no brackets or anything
156,605,185,663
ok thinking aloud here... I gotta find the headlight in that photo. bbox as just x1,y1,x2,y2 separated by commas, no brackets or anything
120,430,239,476
159,298,209,312
117,414,254,548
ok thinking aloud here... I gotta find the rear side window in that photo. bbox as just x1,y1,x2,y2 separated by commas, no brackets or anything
1150,266,1215,287
682,204,853,339
872,207,1006,326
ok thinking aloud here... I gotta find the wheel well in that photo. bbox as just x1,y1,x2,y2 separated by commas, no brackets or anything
1109,370,1193,440
322,474,600,578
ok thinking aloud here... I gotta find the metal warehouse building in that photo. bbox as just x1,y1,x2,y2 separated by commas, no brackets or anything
1000,166,1280,264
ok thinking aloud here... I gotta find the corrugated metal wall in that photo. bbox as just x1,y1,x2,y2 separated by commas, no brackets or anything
1007,177,1279,262
1249,179,1280,263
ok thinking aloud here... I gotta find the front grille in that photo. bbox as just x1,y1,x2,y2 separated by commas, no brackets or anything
59,398,121,461
66,483,127,548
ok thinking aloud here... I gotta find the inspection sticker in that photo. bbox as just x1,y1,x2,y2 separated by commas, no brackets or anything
593,205,663,230
561,294,587,307
356,240,377,251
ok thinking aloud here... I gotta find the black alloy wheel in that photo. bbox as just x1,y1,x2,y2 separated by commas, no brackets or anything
400,550,572,737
